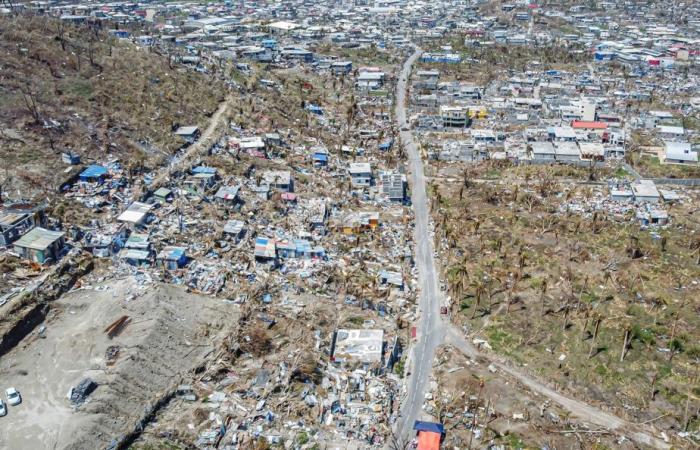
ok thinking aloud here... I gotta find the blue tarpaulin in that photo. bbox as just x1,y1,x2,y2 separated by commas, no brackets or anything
306,104,323,115
414,421,445,434
79,165,108,182
313,153,328,162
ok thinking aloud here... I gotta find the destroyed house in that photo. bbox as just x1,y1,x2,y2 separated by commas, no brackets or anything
251,184,271,200
153,187,173,203
223,220,246,241
306,199,328,229
13,227,65,264
331,61,353,74
184,172,217,196
156,246,187,270
254,237,277,261
236,136,266,156
119,248,151,266
254,236,325,261
440,106,470,128
262,170,293,192
214,185,242,205
378,270,403,290
331,329,384,366
336,211,380,234
578,142,605,161
0,206,45,247
174,126,200,143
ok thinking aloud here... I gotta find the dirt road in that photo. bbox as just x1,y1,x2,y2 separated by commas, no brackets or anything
444,326,671,449
149,94,234,190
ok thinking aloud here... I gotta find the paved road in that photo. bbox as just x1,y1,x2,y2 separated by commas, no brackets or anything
394,48,446,444
391,49,669,449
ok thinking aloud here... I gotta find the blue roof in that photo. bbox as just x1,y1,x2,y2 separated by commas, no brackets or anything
80,165,107,178
414,421,444,434
313,153,328,161
379,139,394,149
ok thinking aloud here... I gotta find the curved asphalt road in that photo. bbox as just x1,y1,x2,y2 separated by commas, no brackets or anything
394,48,446,444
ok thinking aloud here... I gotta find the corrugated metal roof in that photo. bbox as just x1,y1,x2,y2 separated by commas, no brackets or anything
13,227,64,251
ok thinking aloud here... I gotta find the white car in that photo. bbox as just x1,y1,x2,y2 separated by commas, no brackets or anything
6,387,21,406
0,399,6,416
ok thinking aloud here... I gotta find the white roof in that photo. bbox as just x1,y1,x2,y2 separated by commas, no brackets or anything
333,329,384,363
555,142,580,156
239,136,266,149
632,180,660,198
579,142,605,156
268,21,299,31
349,162,372,174
665,142,697,162
531,141,555,154
358,72,384,81
657,125,684,135
174,126,199,136
117,202,153,224
552,126,577,139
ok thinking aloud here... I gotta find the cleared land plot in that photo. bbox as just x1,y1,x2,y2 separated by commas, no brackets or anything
0,277,236,450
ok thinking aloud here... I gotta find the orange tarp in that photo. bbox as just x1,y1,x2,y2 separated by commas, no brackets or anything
417,431,441,450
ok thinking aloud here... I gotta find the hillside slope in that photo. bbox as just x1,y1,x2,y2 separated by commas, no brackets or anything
0,14,226,197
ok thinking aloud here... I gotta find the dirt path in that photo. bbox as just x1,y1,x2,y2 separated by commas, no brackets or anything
148,94,234,190
444,326,671,449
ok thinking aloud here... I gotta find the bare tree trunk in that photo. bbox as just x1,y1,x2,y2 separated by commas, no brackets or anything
588,318,601,359
620,328,630,362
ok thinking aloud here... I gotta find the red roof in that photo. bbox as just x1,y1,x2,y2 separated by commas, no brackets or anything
417,431,441,450
571,121,608,130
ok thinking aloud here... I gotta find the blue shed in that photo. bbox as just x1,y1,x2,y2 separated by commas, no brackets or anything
379,139,394,151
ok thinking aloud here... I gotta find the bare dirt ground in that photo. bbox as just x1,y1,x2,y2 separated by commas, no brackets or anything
0,277,237,450
430,342,655,449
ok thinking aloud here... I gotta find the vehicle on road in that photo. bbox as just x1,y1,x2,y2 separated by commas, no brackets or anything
0,399,6,416
440,306,448,315
6,387,21,406
401,126,409,131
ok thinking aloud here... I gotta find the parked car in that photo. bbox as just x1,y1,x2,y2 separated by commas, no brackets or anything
6,387,21,406
440,306,448,315
0,399,6,416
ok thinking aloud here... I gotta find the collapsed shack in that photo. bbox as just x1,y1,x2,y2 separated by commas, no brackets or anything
70,378,98,406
